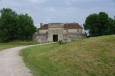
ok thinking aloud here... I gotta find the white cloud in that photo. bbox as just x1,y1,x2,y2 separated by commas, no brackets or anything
27,0,47,3
0,0,114,27
64,0,106,5
46,7,56,12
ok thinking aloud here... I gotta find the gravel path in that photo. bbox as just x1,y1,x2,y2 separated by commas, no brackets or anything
0,43,50,76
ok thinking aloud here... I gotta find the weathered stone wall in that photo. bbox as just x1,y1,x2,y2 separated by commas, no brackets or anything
37,33,48,43
39,30,48,34
63,33,85,42
33,23,86,43
48,23,64,42
33,30,48,43
64,29,82,34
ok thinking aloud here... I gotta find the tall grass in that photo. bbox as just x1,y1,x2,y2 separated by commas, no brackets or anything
20,35,115,76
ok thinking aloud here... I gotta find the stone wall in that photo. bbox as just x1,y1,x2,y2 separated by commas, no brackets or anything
39,30,48,34
48,23,64,42
33,33,48,43
33,23,86,43
63,29,82,34
63,33,84,42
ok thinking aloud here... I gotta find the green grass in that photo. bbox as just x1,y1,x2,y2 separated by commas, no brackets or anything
20,35,115,76
0,41,39,51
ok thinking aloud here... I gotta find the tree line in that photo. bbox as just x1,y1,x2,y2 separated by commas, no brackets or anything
0,8,115,42
0,8,36,42
84,12,115,37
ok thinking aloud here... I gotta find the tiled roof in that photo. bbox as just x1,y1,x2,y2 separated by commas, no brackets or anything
39,24,48,30
64,23,83,29
39,23,83,30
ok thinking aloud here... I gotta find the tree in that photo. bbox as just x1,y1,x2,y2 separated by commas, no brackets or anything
0,8,36,42
16,14,36,41
107,18,115,34
84,14,99,36
84,12,114,37
0,16,1,42
0,8,17,42
112,18,115,34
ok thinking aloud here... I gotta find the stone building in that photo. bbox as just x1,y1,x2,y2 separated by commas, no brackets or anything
33,23,85,43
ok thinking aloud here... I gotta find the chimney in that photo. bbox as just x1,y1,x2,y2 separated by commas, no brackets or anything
40,23,43,27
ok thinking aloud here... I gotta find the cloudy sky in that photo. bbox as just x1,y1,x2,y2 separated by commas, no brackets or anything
0,0,115,27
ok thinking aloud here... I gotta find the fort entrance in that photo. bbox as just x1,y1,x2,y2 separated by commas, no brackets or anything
53,35,58,42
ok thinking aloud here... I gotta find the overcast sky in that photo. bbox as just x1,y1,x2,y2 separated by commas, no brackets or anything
0,0,115,27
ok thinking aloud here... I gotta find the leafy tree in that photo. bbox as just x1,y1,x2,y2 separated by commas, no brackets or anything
0,8,17,42
112,19,115,34
84,12,114,37
0,8,36,42
107,18,115,34
0,16,1,42
84,14,99,36
16,14,36,41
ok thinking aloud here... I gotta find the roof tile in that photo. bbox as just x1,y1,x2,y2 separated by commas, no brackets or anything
39,23,83,30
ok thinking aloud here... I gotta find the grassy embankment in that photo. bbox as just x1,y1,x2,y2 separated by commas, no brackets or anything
0,41,39,51
20,35,115,76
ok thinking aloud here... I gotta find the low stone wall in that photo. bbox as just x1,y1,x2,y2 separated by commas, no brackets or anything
33,33,48,43
63,33,85,42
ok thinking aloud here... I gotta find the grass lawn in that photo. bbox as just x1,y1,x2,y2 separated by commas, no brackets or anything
0,41,39,51
20,35,115,76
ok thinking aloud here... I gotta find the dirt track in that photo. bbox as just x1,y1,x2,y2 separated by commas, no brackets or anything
0,43,52,76
0,46,33,76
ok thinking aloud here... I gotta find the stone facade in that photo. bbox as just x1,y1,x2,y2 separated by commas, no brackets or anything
33,23,85,43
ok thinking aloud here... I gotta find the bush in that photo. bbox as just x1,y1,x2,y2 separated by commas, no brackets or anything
58,40,67,45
